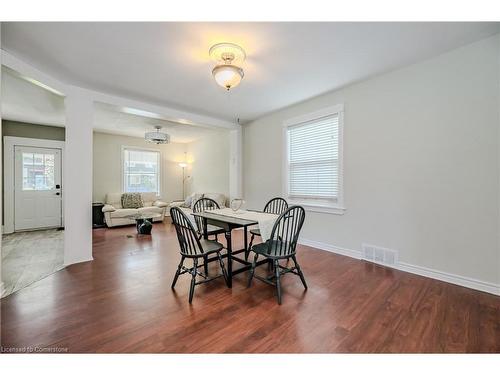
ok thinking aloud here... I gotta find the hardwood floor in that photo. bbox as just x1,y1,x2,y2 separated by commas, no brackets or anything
1,220,499,353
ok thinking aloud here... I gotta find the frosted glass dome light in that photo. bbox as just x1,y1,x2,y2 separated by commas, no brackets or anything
209,43,246,91
212,65,244,91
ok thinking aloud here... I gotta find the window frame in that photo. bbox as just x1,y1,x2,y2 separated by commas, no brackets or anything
282,104,345,215
121,146,161,197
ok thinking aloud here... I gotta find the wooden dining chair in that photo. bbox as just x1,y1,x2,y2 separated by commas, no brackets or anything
247,205,307,304
246,197,288,259
170,207,228,303
192,197,225,241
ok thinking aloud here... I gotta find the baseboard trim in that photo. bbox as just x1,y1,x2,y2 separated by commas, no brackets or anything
299,238,362,260
298,238,500,296
396,262,500,296
63,256,94,268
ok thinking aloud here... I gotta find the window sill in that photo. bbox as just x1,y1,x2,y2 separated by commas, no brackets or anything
289,201,346,215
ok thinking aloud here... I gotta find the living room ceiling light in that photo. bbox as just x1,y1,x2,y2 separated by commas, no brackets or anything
145,126,170,144
209,43,245,91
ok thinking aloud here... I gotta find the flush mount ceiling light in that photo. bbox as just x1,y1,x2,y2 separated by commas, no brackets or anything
145,125,170,144
209,42,246,91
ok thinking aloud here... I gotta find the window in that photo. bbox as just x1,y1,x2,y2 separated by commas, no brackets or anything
122,148,160,195
22,152,55,191
283,105,344,214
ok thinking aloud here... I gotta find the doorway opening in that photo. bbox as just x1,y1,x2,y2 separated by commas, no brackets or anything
1,66,66,297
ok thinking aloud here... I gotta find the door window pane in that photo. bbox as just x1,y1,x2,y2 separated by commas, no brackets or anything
22,152,55,191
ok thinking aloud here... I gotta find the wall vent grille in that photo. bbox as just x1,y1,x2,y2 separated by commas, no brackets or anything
362,243,398,266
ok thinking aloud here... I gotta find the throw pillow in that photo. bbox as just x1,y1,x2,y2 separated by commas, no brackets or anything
121,193,144,209
205,193,226,208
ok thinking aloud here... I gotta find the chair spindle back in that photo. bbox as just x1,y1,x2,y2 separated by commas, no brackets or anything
170,206,204,256
263,197,288,215
267,205,305,257
192,197,221,236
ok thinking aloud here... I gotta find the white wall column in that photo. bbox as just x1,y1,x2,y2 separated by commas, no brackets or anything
229,128,243,201
63,89,93,265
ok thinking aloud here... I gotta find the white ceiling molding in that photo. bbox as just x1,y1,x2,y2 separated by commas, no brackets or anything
1,49,239,131
1,49,67,95
88,88,238,130
1,66,232,141
92,102,221,143
1,68,65,126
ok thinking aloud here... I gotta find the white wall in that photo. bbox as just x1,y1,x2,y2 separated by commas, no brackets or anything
93,131,232,204
92,132,187,203
243,35,500,289
186,130,230,197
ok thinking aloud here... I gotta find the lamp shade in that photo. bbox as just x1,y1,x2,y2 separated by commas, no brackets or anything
212,65,244,91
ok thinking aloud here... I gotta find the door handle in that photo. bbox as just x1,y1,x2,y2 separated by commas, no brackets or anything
56,192,61,196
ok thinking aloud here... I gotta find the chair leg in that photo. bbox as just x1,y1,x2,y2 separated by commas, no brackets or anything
203,255,209,276
292,255,308,289
171,255,185,289
217,251,229,286
246,234,255,260
247,253,259,288
268,259,274,272
189,258,198,303
274,259,282,304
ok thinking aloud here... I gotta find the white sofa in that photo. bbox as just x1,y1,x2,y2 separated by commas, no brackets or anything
102,192,168,227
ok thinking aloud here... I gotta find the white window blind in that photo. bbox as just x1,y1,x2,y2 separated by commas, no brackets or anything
123,148,160,195
287,113,340,201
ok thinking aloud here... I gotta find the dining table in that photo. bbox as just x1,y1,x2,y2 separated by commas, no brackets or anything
191,209,277,287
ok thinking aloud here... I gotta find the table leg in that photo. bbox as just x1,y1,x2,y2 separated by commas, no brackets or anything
244,226,249,260
203,217,208,240
244,227,248,251
225,230,232,288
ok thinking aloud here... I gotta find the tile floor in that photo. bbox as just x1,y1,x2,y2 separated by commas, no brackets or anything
1,229,64,297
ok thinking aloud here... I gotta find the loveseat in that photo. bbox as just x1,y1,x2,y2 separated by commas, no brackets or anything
102,192,168,227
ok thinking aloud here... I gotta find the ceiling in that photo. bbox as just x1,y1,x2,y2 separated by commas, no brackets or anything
2,22,499,123
1,67,219,143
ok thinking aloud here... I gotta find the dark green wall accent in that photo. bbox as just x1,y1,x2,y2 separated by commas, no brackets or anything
2,120,65,141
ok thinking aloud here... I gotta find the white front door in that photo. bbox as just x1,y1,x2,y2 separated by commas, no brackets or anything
14,146,62,231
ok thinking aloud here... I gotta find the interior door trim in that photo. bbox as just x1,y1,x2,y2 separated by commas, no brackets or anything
3,136,65,234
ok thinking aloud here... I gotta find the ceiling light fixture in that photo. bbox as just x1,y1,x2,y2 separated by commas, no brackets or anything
145,125,170,144
209,43,246,91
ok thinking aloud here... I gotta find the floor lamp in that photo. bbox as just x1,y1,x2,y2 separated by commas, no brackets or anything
179,161,189,199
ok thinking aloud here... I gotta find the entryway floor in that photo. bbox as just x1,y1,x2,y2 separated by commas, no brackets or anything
1,229,64,297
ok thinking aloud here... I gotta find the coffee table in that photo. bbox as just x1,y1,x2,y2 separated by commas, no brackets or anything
125,213,162,234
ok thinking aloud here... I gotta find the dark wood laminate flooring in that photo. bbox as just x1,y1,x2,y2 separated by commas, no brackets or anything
1,221,499,353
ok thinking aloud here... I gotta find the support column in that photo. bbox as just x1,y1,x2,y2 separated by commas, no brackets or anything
63,89,94,265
